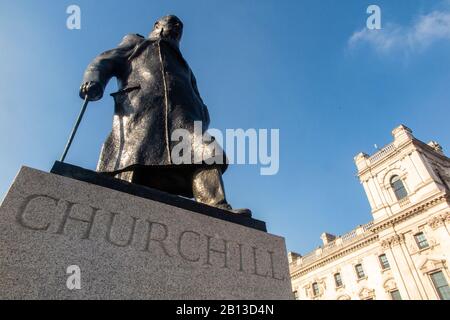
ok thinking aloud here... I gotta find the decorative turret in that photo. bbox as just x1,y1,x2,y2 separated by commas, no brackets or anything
354,125,449,222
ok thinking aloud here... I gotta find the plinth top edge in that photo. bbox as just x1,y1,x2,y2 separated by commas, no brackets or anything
48,161,267,233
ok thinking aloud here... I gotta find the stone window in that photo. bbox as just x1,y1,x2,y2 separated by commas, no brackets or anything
430,271,450,300
355,264,366,279
334,273,343,288
384,278,400,299
312,282,320,297
390,175,408,201
379,254,390,270
390,290,402,300
414,232,429,250
293,290,299,300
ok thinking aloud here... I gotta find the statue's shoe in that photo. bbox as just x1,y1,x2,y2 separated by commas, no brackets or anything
229,208,252,218
215,204,252,218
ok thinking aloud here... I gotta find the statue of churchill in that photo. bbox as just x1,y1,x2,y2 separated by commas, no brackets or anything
80,15,251,216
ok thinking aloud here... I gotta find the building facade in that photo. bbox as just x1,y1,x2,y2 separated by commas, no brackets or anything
289,125,450,300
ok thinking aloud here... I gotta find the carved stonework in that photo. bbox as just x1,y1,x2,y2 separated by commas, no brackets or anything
305,278,327,299
428,213,449,230
407,238,419,254
391,234,406,246
383,278,398,292
419,259,447,274
359,287,376,300
381,239,391,249
428,141,443,154
332,267,342,274
381,234,406,249
303,285,310,298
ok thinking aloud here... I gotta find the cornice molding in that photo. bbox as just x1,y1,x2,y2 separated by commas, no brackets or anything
370,193,448,233
380,234,405,248
291,234,379,279
357,138,450,178
428,212,450,230
290,193,449,280
357,140,414,177
414,139,450,163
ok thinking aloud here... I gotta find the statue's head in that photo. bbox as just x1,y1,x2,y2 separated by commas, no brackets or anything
149,15,183,44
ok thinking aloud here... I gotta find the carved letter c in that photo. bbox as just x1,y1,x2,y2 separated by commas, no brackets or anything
17,194,57,231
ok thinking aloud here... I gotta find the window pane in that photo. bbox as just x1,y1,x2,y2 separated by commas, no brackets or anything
312,282,320,296
390,290,402,300
431,271,450,300
414,232,429,249
391,176,408,200
379,254,390,269
355,264,365,279
335,273,343,287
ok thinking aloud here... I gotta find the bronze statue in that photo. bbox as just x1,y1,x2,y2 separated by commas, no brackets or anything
80,15,251,216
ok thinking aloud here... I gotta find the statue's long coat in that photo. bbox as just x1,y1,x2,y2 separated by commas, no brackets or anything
82,34,226,176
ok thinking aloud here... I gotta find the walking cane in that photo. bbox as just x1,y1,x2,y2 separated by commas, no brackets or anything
60,95,90,162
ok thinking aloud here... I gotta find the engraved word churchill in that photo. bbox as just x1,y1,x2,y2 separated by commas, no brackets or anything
16,194,286,281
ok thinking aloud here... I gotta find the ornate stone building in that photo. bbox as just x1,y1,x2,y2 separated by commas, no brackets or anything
289,125,450,300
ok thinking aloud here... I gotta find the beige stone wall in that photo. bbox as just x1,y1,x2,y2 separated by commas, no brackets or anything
290,125,450,300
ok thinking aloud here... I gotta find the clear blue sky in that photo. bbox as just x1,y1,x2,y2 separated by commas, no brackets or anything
0,0,449,255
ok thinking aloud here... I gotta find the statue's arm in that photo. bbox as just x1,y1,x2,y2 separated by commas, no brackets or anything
191,72,210,127
80,34,144,101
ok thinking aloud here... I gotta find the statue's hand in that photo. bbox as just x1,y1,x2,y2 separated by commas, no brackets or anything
79,81,103,101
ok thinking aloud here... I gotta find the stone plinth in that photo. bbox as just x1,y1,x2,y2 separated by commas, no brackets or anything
0,164,293,300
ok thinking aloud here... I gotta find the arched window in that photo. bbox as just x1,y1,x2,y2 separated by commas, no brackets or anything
390,175,408,200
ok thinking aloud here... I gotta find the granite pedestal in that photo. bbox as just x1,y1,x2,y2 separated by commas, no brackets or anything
0,163,293,300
